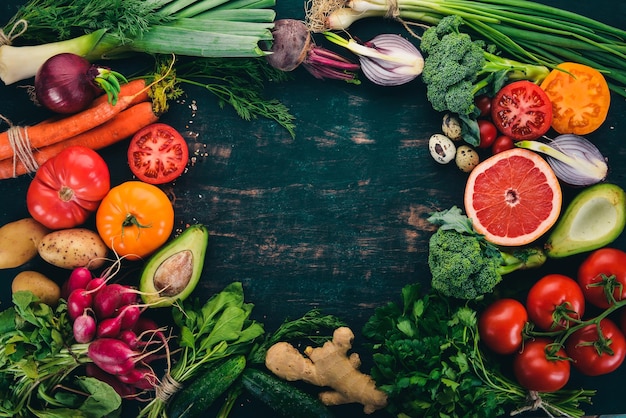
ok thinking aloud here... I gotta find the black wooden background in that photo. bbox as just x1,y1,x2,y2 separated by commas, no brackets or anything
1,1,626,416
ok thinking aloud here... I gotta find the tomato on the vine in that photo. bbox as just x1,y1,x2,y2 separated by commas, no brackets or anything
491,135,514,154
96,181,174,260
513,338,570,392
491,80,553,141
127,123,189,185
26,146,110,230
478,298,527,355
477,119,498,149
526,274,585,331
565,318,626,376
577,248,626,309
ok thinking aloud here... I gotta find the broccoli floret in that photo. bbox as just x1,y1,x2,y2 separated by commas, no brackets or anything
420,15,550,116
427,207,546,300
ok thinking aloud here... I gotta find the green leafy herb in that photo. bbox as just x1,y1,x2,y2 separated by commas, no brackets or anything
363,284,595,417
144,55,296,137
248,308,346,365
138,281,265,418
0,292,117,418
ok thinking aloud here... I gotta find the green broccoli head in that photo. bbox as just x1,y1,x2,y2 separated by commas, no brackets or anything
428,228,503,300
419,15,549,116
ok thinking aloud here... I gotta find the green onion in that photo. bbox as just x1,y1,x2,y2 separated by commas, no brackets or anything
0,0,276,84
308,0,626,97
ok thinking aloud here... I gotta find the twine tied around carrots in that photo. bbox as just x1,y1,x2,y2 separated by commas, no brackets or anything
0,115,38,178
0,19,28,46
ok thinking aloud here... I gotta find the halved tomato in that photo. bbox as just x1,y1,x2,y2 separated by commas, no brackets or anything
491,80,553,141
127,123,189,185
540,62,610,135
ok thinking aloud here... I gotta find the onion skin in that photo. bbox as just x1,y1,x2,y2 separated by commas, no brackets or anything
35,53,127,114
35,53,102,114
360,34,424,86
515,134,608,186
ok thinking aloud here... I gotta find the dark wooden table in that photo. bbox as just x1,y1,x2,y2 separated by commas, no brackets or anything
1,1,625,417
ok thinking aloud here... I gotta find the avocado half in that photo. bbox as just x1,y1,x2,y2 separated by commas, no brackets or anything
139,224,209,307
545,183,626,258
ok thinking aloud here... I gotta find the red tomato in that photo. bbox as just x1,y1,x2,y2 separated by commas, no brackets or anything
565,318,626,376
491,135,514,154
478,298,527,355
477,119,498,149
26,146,110,230
474,95,492,118
513,338,570,392
127,123,189,185
491,80,553,141
526,274,585,331
577,248,626,309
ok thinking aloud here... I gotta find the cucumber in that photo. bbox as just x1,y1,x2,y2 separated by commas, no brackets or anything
241,367,335,418
168,355,246,418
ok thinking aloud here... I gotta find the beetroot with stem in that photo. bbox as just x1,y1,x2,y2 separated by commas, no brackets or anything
265,19,360,83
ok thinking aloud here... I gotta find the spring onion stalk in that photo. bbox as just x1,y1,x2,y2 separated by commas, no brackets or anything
307,0,626,97
323,32,424,86
515,135,609,186
0,0,276,84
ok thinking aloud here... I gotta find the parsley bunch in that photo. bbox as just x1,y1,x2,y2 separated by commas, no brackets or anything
363,284,595,418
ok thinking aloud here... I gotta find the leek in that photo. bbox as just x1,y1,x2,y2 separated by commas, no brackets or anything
306,0,626,97
0,0,276,84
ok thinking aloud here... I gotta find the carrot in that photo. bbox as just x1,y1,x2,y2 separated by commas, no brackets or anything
90,79,150,108
0,101,158,180
0,81,153,161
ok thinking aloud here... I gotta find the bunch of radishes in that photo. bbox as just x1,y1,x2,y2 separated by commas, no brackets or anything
62,266,168,398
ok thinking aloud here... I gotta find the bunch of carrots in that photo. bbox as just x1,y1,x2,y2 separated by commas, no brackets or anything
0,78,159,180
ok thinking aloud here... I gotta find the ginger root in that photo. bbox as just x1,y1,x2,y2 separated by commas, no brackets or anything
265,326,388,414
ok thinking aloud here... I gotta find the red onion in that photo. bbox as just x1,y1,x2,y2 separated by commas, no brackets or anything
35,53,126,114
515,134,608,186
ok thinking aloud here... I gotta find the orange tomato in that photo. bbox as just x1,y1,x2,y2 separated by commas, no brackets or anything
96,181,174,259
540,62,610,135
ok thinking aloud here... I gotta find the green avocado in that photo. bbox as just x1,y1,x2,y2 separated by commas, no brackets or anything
545,183,626,258
139,224,209,307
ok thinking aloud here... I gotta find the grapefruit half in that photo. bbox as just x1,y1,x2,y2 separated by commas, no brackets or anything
464,148,562,247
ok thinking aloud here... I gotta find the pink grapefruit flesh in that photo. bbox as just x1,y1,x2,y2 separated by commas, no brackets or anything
464,148,562,246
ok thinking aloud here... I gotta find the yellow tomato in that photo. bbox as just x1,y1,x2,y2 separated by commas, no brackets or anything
96,181,174,259
540,62,610,135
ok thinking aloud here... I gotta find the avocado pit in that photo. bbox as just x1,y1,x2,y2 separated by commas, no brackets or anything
153,250,194,296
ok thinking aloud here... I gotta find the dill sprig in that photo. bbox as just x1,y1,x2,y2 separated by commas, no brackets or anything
6,0,168,43
153,56,297,138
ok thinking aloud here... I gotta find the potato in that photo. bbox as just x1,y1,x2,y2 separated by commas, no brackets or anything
38,228,108,270
0,218,50,269
12,270,61,306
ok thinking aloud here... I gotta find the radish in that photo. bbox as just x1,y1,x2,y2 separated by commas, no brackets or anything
88,337,167,376
88,338,140,376
67,288,93,321
62,267,93,299
119,330,139,349
93,284,140,319
96,304,141,338
73,309,96,343
86,277,106,292
119,305,141,330
116,366,158,390
96,316,122,339
85,363,137,399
